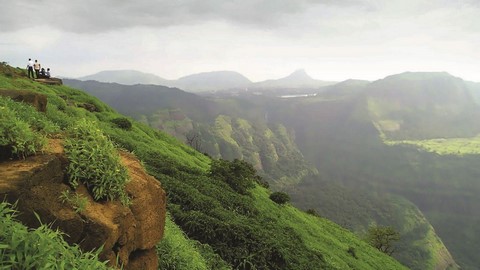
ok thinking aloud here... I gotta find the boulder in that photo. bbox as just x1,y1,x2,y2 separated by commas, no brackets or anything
0,140,166,269
34,78,63,85
0,89,47,112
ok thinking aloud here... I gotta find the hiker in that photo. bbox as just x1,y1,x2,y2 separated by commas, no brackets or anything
33,60,41,78
39,68,46,78
27,58,34,78
45,68,51,78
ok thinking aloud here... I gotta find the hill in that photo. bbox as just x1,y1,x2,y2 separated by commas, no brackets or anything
0,63,408,269
267,72,479,269
64,79,315,189
175,70,252,92
77,70,170,85
252,69,335,89
366,72,480,139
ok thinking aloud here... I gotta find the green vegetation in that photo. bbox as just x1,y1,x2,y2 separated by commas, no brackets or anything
0,64,408,269
110,117,132,130
59,190,89,214
157,216,231,270
269,191,291,205
64,119,130,205
0,201,110,269
384,136,480,155
0,96,54,159
366,226,400,255
208,158,256,195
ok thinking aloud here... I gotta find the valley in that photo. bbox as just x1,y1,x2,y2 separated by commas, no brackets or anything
65,70,480,269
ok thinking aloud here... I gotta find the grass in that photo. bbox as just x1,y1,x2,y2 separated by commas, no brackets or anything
157,216,231,270
384,136,480,155
64,119,130,205
251,187,407,270
0,201,111,269
0,64,409,269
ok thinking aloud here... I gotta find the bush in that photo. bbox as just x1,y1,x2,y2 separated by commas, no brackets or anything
64,119,130,205
208,159,256,195
111,117,132,130
269,192,290,205
0,104,46,159
306,208,320,217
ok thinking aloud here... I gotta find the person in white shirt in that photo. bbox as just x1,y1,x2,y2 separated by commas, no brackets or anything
27,58,34,78
45,68,51,78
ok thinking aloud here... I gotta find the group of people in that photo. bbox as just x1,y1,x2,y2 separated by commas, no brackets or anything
27,58,51,79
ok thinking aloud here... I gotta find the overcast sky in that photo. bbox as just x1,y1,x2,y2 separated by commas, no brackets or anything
0,0,479,82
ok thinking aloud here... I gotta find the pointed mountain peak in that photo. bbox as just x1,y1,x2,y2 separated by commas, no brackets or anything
286,69,311,80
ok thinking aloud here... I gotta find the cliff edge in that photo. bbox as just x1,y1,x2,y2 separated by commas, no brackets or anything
0,139,166,269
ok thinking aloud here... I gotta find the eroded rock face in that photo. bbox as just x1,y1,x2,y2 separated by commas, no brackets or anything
0,141,166,270
0,89,48,112
34,78,63,86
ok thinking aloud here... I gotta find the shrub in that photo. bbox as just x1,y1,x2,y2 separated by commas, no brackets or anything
306,208,320,217
0,104,46,159
64,119,130,205
59,190,88,213
269,192,290,205
111,117,132,130
208,159,256,195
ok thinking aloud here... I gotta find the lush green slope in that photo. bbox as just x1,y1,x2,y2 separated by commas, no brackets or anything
270,78,479,269
64,79,315,189
63,75,458,269
0,63,407,269
367,72,480,140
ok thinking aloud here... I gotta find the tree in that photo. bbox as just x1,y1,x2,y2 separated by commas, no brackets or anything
186,130,202,152
366,225,400,255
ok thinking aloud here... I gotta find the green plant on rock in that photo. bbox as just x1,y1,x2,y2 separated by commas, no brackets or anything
59,190,89,213
0,201,111,269
64,119,130,205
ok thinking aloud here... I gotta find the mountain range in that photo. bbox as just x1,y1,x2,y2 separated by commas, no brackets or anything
76,69,336,92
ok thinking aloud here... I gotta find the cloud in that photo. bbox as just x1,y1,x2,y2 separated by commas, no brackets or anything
0,0,326,33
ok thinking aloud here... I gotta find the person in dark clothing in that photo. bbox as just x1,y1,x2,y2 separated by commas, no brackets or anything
27,58,34,79
39,68,46,78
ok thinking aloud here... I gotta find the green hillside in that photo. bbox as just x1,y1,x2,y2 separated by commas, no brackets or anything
367,72,480,140
64,79,315,189
0,63,407,269
270,77,478,269
63,76,459,269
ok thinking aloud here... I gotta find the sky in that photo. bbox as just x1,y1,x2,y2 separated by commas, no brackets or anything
0,0,479,82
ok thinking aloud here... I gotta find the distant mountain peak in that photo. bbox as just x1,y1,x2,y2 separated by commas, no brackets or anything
283,69,314,82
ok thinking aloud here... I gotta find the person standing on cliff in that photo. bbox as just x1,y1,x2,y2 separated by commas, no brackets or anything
33,60,41,78
27,58,34,79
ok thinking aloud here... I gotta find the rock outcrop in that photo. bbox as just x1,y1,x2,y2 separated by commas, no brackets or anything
0,89,47,112
0,140,166,270
34,78,63,85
